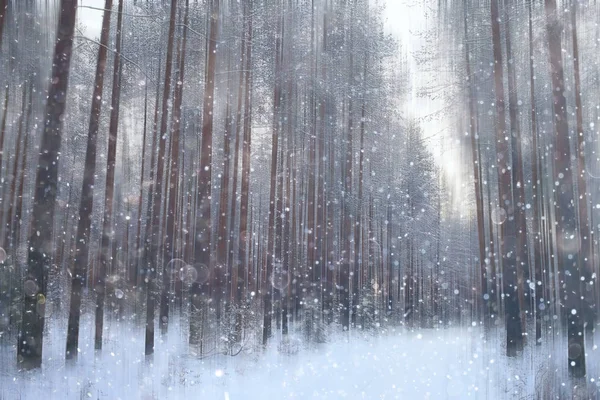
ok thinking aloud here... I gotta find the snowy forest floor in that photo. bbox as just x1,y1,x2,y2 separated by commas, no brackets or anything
2,309,600,399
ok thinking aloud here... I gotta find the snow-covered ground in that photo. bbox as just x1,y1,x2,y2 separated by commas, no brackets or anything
1,310,599,399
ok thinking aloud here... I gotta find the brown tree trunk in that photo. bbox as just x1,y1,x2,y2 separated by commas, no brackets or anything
65,0,113,360
504,0,530,333
352,55,366,328
463,0,488,326
341,4,354,331
545,0,586,377
263,2,283,345
18,0,78,369
136,53,162,287
190,0,219,346
570,0,595,340
134,84,149,284
96,0,124,351
14,81,33,251
146,0,178,355
528,0,543,345
4,82,28,252
217,53,233,321
230,4,247,306
0,0,7,51
490,0,523,357
161,0,189,333
238,0,253,302
0,85,9,242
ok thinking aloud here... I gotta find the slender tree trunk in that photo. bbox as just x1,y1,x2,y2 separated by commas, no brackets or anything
146,0,178,355
490,0,523,357
0,85,9,242
135,84,149,283
528,0,543,345
96,0,124,351
217,52,233,322
4,83,28,252
352,55,366,328
504,0,530,334
136,53,162,287
230,1,246,304
341,5,354,331
463,0,488,326
0,0,7,51
570,0,595,339
161,0,189,333
18,0,78,369
263,2,283,345
65,0,113,360
545,0,586,378
14,81,33,251
238,0,253,303
190,0,219,346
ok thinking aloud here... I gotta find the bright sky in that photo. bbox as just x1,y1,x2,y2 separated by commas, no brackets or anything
78,0,105,39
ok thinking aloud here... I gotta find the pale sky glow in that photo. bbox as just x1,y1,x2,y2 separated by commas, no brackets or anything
78,0,105,39
76,0,463,202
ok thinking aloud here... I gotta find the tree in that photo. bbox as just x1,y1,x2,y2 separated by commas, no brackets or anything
96,0,125,351
490,0,523,356
190,0,219,346
544,0,586,378
161,0,189,332
462,0,487,327
18,0,78,369
145,0,178,356
65,0,113,360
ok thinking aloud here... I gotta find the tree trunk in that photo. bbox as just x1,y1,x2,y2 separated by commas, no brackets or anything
161,0,189,334
65,0,113,360
146,0,178,355
352,54,366,328
528,0,543,345
504,0,530,334
490,0,523,357
0,0,7,51
0,84,9,242
462,0,488,327
18,0,78,369
96,0,124,351
238,0,253,303
570,0,595,341
136,53,162,287
14,81,33,253
216,52,233,323
263,2,283,345
545,0,586,378
4,82,28,252
190,0,218,346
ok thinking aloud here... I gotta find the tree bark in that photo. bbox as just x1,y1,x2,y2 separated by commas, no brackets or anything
96,0,124,351
18,0,78,369
146,0,178,355
570,0,595,340
263,1,283,345
161,0,189,333
490,0,523,357
545,0,586,377
462,0,488,327
65,0,113,360
528,0,543,345
190,0,218,346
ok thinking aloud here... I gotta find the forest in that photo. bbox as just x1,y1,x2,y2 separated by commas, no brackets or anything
0,0,599,398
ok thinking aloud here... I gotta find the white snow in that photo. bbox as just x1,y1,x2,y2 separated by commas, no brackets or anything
2,311,599,399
